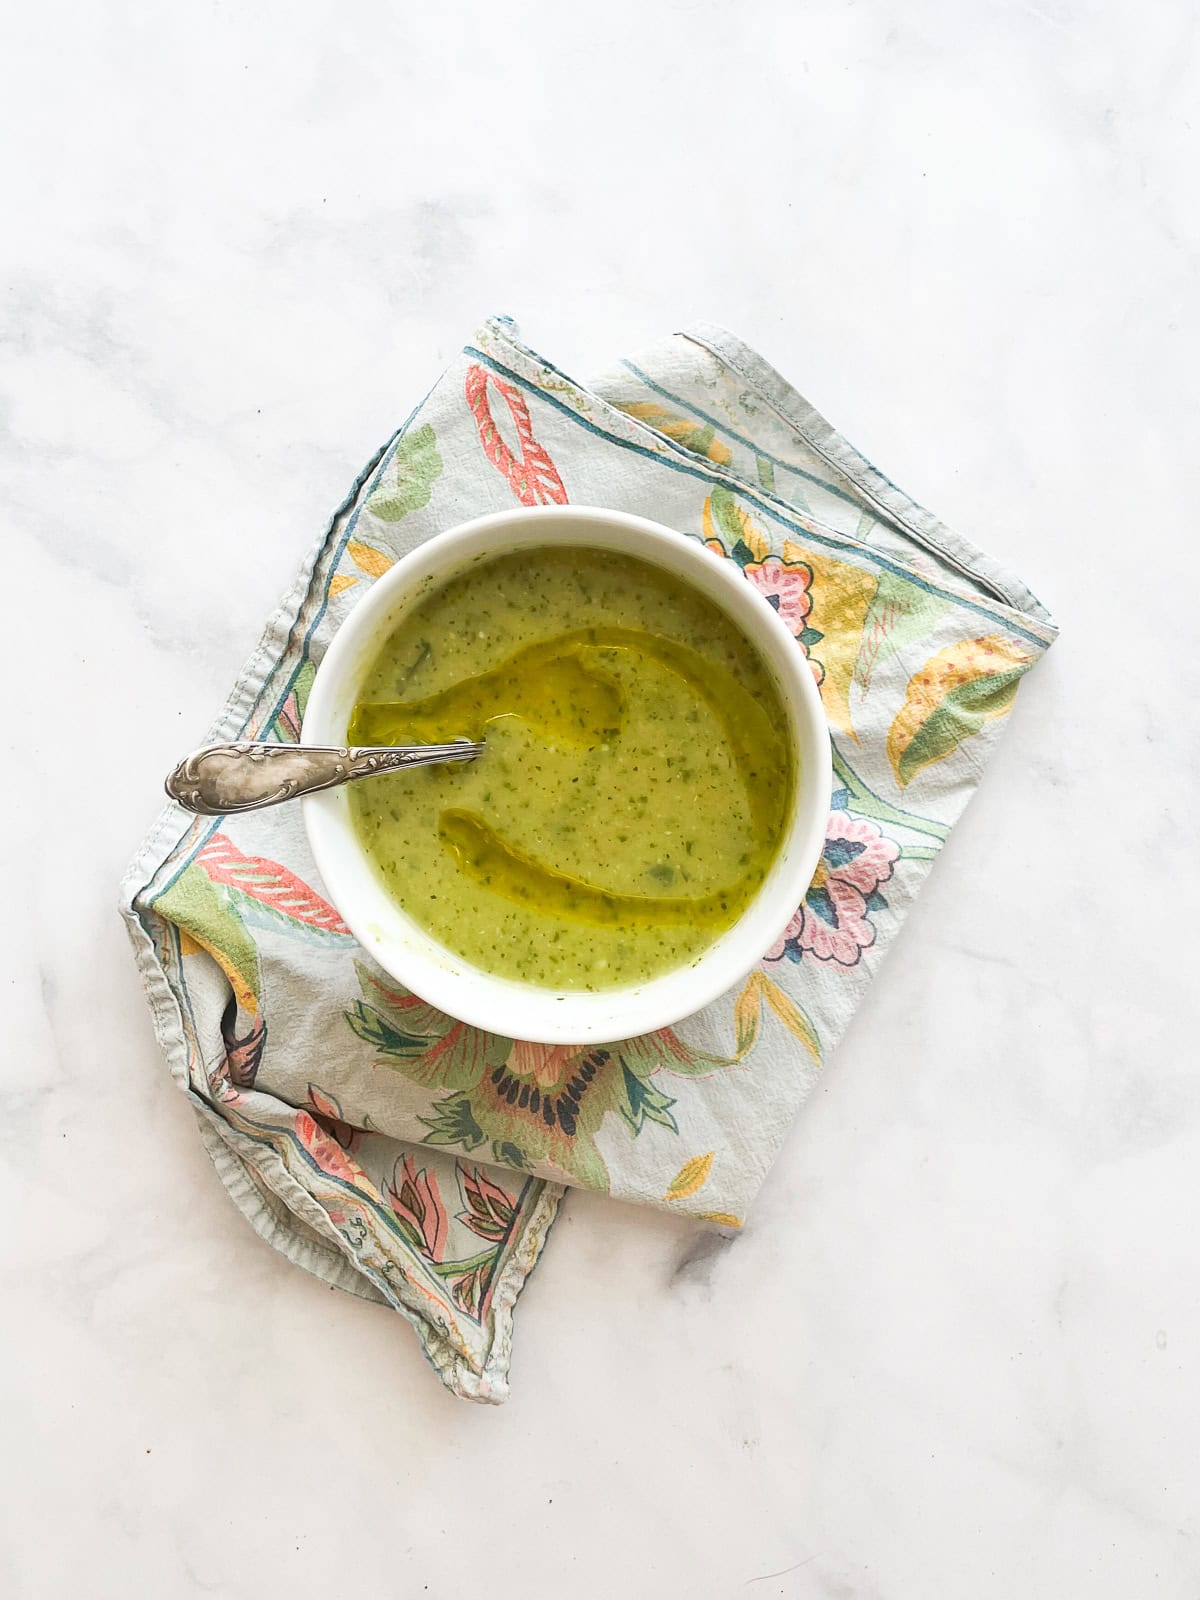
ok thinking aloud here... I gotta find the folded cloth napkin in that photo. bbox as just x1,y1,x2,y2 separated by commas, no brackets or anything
121,318,1057,1403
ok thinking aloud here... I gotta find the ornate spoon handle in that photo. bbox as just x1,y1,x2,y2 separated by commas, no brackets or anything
165,740,484,816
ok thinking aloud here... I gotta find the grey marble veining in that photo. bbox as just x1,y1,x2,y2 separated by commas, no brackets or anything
2,1,1198,1596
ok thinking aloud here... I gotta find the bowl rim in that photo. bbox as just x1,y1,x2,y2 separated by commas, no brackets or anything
302,504,831,1044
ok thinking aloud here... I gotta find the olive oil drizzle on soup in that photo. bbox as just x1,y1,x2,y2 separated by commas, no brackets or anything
348,547,795,990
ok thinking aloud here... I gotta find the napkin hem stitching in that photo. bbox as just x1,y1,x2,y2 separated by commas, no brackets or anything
679,320,1057,630
475,318,1056,649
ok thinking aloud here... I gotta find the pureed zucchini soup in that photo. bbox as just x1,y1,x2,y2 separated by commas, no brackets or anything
348,546,795,991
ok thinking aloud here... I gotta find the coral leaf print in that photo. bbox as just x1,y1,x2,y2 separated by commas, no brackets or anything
665,1151,714,1203
887,636,1032,787
198,835,352,938
307,1086,341,1121
457,1165,518,1243
368,424,443,521
465,364,568,506
386,1156,449,1259
305,1085,363,1153
852,569,950,698
295,1112,380,1198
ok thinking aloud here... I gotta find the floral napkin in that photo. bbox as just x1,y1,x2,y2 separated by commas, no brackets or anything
121,318,1056,1402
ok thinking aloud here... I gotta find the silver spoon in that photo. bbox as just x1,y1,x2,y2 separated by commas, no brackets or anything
165,739,484,816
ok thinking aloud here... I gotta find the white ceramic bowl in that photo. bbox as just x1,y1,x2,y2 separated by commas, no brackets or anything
303,505,831,1044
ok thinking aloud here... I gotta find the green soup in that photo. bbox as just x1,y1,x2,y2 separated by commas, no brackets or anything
348,546,795,990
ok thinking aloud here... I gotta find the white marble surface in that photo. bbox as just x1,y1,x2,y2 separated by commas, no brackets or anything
3,1,1198,1594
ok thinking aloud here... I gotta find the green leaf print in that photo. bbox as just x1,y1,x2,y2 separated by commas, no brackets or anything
708,484,747,549
831,743,950,844
154,860,262,1012
344,963,510,1090
345,1001,431,1058
618,1065,678,1135
896,668,1024,788
367,424,443,521
419,1094,486,1151
887,635,1032,788
491,1141,529,1171
290,657,317,718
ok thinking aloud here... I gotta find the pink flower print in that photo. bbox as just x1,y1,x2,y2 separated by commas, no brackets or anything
743,555,825,685
766,812,899,968
744,556,813,640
